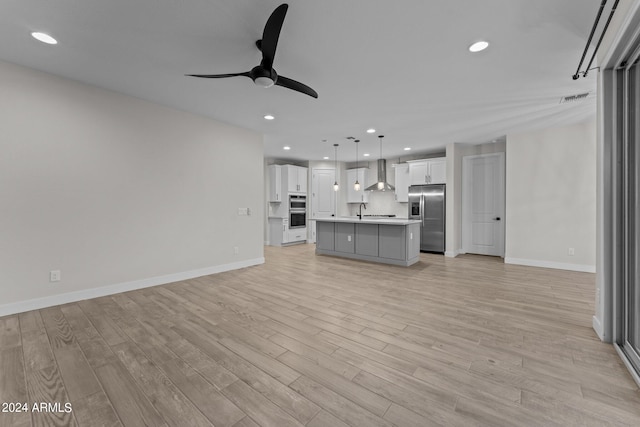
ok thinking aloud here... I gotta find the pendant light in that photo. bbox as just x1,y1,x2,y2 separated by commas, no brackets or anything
377,135,385,190
354,139,361,191
333,143,340,191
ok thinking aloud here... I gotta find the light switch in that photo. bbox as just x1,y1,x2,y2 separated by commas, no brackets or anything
347,235,351,242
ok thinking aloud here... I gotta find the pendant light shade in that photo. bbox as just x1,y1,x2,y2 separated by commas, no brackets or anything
333,144,339,191
377,136,384,189
354,139,360,191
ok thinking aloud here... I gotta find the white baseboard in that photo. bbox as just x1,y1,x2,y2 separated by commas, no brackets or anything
0,257,265,317
504,257,596,273
444,250,459,258
592,315,605,341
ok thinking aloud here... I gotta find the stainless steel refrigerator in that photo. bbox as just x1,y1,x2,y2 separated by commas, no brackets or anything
408,184,445,253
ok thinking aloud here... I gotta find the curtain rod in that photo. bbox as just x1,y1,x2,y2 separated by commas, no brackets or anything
573,0,619,80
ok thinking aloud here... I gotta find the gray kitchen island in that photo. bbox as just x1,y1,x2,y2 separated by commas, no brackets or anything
315,218,421,266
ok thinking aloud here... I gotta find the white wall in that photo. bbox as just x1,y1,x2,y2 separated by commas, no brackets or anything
0,60,264,315
505,119,596,272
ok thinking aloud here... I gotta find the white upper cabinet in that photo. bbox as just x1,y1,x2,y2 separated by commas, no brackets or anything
297,166,308,193
408,157,447,185
409,161,428,185
394,163,410,202
284,165,308,193
346,168,369,203
267,165,282,202
428,158,446,184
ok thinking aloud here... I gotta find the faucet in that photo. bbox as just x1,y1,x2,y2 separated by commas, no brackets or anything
357,203,367,220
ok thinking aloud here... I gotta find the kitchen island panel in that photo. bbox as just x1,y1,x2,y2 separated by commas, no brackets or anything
316,222,335,251
407,223,421,259
355,223,379,257
335,223,355,253
379,225,406,261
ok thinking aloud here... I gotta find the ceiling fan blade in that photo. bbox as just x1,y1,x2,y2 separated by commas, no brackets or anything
261,4,288,69
275,75,318,98
186,72,250,79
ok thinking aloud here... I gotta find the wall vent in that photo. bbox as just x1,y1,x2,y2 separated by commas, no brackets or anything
559,92,590,104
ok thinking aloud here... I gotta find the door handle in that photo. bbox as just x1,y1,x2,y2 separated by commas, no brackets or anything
494,217,501,221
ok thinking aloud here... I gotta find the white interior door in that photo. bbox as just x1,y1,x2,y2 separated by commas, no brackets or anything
312,168,336,218
462,153,505,256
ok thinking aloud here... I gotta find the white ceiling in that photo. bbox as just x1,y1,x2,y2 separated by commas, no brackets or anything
1,0,601,162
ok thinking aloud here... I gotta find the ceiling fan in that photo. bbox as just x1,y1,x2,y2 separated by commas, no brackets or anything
187,3,318,99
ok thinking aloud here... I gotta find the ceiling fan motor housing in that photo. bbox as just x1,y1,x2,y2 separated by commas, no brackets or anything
251,65,276,87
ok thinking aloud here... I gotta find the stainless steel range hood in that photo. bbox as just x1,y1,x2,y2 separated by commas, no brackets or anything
365,159,395,192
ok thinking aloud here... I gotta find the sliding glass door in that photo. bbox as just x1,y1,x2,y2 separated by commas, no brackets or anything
621,57,640,373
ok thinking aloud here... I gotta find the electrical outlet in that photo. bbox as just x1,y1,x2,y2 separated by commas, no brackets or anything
234,246,239,254
568,247,575,256
50,270,61,282
347,235,352,242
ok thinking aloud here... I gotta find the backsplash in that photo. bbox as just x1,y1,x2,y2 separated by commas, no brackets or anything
349,190,408,218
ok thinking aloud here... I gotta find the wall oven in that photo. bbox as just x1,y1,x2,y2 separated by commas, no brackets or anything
289,210,306,228
289,195,306,210
289,195,307,229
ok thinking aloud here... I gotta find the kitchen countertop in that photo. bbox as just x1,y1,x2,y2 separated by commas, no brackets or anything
314,217,420,225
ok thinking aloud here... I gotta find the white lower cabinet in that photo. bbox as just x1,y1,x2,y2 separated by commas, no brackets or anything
281,218,289,244
287,227,307,243
268,218,307,246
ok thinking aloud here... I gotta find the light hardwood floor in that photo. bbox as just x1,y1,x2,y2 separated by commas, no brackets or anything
2,244,640,426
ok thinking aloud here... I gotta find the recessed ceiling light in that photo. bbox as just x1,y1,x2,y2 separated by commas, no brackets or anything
264,114,275,120
404,147,411,151
363,153,370,157
323,156,329,160
321,139,327,142
469,41,489,52
366,128,376,134
283,146,291,150
31,32,57,45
